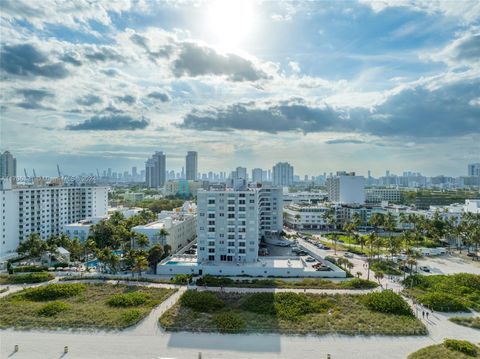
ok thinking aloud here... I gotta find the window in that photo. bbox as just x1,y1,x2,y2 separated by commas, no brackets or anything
208,199,215,204
208,248,215,253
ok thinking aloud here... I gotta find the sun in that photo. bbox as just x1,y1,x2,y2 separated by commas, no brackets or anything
206,0,254,52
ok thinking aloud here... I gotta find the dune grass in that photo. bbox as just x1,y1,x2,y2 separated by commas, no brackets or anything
160,290,426,336
0,283,175,330
450,316,480,329
408,340,480,359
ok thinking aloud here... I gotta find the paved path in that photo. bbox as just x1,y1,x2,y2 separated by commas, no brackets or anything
1,277,479,358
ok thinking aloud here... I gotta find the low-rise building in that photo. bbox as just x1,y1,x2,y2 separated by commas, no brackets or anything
284,203,329,230
365,188,402,204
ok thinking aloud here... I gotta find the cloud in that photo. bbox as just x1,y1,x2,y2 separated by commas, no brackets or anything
61,53,82,66
147,91,170,102
429,32,480,67
115,95,136,105
16,88,54,109
0,44,69,79
129,33,174,62
172,42,270,82
76,95,103,106
359,0,480,24
179,80,480,138
325,139,366,144
84,46,124,63
66,114,149,131
179,99,343,133
101,68,119,77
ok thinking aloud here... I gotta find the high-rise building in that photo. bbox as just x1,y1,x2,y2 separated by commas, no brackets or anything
0,178,108,257
196,186,283,264
132,166,137,177
0,151,17,178
272,162,294,186
145,151,166,188
186,151,198,180
468,163,480,177
326,171,365,204
251,168,263,183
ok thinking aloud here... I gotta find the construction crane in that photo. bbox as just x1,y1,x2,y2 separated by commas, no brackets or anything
32,169,37,178
24,168,28,178
57,164,61,177
96,169,100,178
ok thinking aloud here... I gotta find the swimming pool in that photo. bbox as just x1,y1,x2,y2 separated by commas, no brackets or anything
85,250,124,267
166,261,198,266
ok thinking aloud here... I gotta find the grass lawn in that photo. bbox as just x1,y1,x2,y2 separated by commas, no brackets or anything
403,274,480,312
160,291,426,335
0,272,54,284
450,316,480,329
408,340,480,358
370,260,403,276
0,283,176,330
196,276,378,290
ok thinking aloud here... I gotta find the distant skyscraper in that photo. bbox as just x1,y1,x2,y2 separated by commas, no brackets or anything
132,166,137,177
0,151,16,178
468,163,480,176
272,162,294,186
252,168,263,183
186,151,198,180
145,151,166,188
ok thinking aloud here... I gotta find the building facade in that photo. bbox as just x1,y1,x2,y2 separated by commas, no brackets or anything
272,162,294,187
365,188,402,204
251,168,263,183
145,151,166,188
468,163,480,177
196,186,282,264
283,203,329,230
0,151,17,178
326,172,365,204
0,178,108,257
186,151,198,180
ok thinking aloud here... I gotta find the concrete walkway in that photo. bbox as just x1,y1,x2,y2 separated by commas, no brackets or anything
1,278,479,359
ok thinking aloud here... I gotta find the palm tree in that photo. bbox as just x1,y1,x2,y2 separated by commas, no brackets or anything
356,271,362,278
365,232,377,281
159,228,169,246
147,245,164,274
294,214,301,229
135,233,150,250
16,233,48,261
374,270,384,287
133,253,148,277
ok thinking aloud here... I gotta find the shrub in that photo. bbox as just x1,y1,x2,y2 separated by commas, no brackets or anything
107,292,148,307
37,301,70,317
364,290,413,316
419,292,468,312
171,274,192,285
324,256,337,264
4,272,54,284
444,339,478,357
370,260,402,275
120,309,143,326
450,317,480,329
180,291,224,312
13,265,48,273
240,293,276,314
341,278,378,289
53,262,69,269
196,276,234,287
24,283,86,301
214,311,245,333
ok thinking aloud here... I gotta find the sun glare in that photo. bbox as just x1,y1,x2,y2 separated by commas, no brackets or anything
206,0,254,52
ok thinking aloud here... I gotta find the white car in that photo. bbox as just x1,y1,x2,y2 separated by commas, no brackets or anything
419,266,430,272
305,256,316,262
343,252,354,258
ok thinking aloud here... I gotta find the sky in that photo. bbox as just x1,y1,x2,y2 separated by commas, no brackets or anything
0,0,479,177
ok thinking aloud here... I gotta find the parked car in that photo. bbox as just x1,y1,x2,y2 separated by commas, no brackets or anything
322,246,331,250
419,266,430,272
305,257,316,262
467,252,478,258
343,252,354,258
298,250,309,256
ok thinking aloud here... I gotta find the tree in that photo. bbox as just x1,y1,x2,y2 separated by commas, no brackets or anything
162,244,172,260
17,233,48,260
132,232,149,250
374,270,384,287
148,245,164,274
294,214,301,229
68,238,83,262
159,228,169,246
133,253,148,276
356,271,362,278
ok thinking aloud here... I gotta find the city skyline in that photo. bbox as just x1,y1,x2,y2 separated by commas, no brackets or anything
1,1,479,176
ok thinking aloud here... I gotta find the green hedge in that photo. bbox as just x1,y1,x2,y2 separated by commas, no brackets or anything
106,292,148,307
37,301,70,317
171,274,192,285
23,283,86,301
444,339,478,357
340,278,378,289
419,292,469,312
364,290,413,316
179,291,224,312
214,311,245,333
0,272,54,284
13,265,48,273
120,309,143,326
